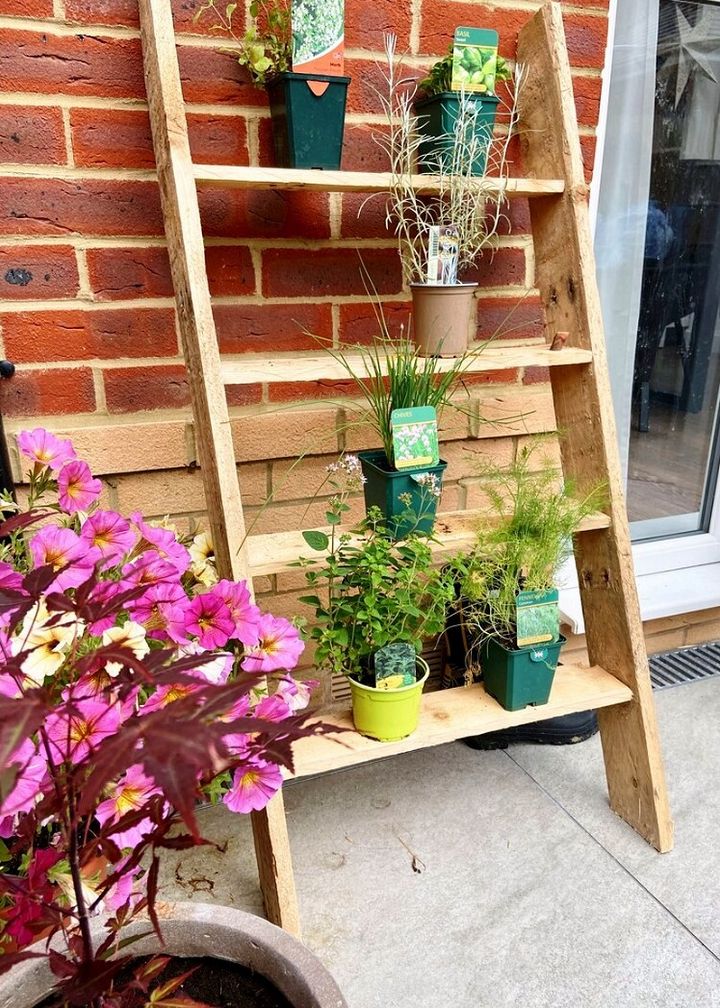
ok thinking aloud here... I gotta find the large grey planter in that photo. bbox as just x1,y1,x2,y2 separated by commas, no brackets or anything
1,901,346,1008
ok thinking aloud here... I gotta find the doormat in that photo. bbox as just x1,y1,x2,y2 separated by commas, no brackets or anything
650,641,720,691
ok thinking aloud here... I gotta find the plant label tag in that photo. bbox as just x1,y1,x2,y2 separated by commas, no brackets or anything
374,643,416,689
426,225,460,285
291,0,345,91
515,588,560,648
391,406,439,469
451,27,499,94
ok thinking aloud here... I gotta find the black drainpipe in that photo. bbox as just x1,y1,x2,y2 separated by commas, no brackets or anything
0,360,17,497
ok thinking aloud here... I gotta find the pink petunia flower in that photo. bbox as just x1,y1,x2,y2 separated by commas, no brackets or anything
276,674,318,712
178,641,233,685
57,460,102,514
81,510,136,563
185,590,235,649
0,738,47,837
241,613,305,674
131,514,190,575
254,693,292,723
45,696,122,764
128,582,190,644
95,764,162,849
223,758,284,814
102,857,143,914
138,680,202,715
213,579,261,647
120,550,179,591
29,525,99,591
17,428,76,472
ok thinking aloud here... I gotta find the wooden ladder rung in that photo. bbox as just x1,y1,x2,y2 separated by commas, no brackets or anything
221,345,593,387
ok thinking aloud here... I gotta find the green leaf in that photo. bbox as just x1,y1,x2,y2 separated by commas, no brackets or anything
302,530,330,551
298,594,322,608
326,511,341,525
225,2,237,18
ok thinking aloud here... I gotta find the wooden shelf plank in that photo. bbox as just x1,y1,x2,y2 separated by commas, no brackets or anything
289,664,632,779
246,509,610,578
193,164,565,197
222,344,593,387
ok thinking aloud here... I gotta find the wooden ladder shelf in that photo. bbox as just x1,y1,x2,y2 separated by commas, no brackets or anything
138,0,673,937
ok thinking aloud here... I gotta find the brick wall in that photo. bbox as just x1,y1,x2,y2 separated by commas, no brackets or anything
3,0,714,672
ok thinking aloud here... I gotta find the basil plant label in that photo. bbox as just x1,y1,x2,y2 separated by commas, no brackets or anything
451,27,499,94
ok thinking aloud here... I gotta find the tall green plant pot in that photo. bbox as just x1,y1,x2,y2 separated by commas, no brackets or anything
266,72,351,169
481,635,566,712
415,91,500,175
349,657,430,742
357,449,447,539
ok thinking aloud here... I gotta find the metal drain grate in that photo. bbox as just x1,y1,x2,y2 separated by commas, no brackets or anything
650,641,720,691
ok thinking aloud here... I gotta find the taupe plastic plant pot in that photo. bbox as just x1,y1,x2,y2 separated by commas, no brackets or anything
1,901,347,1008
410,282,479,357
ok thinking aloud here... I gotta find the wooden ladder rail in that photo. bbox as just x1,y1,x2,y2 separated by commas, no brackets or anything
137,0,302,935
517,4,673,851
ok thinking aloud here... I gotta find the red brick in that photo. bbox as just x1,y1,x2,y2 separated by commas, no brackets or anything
3,0,53,13
345,58,422,116
523,366,550,385
178,44,264,107
463,368,519,387
572,74,602,127
0,366,95,417
341,191,391,240
0,178,163,237
262,248,403,298
474,296,545,342
0,245,79,300
63,0,248,33
419,7,527,58
86,245,254,300
463,247,527,288
580,134,598,179
0,31,145,99
71,107,249,170
104,363,261,412
563,15,609,69
2,308,177,363
0,106,65,165
213,303,332,353
345,0,412,50
339,301,412,345
342,124,391,173
268,378,362,403
225,384,264,407
198,189,331,240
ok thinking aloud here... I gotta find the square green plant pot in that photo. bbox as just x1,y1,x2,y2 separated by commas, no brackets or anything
357,449,447,539
414,91,500,175
266,72,351,170
481,635,566,712
349,657,430,742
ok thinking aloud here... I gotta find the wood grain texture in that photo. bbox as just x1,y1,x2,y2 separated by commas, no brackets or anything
193,164,565,196
518,1,673,852
290,665,633,778
138,0,301,933
220,344,593,386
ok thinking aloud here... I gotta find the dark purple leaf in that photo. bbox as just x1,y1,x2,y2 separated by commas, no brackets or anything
0,510,52,538
0,950,46,976
0,694,49,770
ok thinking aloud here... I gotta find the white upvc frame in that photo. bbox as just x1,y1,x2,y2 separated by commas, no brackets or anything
562,0,720,631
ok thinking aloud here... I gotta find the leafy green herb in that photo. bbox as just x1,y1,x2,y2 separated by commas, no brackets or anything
194,0,292,88
419,46,512,98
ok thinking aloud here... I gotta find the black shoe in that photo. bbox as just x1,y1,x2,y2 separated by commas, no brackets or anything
464,710,599,750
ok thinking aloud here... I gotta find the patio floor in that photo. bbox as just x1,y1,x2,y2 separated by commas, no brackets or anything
160,678,720,1007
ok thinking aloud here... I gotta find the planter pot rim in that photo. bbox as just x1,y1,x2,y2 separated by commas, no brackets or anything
356,448,448,475
267,71,351,85
2,901,346,1008
349,655,430,695
409,281,479,290
415,90,501,107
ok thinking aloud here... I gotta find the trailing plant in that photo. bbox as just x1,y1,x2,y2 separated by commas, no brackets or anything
194,0,292,88
418,46,512,98
299,501,455,681
0,428,328,1007
455,440,606,647
368,34,523,286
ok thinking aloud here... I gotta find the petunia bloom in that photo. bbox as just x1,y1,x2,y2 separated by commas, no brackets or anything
214,579,261,647
223,758,284,814
45,696,122,764
276,674,318,712
29,525,99,591
120,550,179,591
17,428,76,472
16,602,85,686
189,531,217,587
241,613,305,674
254,693,292,723
81,510,136,563
128,582,190,644
102,621,149,677
178,641,233,684
57,460,102,514
95,765,162,849
131,514,190,576
0,738,47,837
185,590,235,649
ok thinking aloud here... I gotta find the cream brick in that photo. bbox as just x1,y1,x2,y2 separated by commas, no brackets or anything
270,454,338,503
245,496,366,535
473,388,557,439
441,439,514,482
230,409,341,462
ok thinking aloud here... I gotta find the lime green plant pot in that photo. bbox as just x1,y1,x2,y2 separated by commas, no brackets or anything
349,657,430,742
481,635,566,712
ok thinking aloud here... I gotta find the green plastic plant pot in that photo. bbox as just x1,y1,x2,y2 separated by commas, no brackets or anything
266,72,351,169
357,449,447,539
481,635,566,712
414,91,500,175
349,657,430,742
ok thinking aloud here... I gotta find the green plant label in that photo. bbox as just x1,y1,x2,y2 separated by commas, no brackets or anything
391,406,440,469
451,27,499,94
291,0,345,84
515,588,559,648
374,643,416,689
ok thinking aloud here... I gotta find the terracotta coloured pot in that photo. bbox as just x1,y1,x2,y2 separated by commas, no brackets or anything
410,282,478,357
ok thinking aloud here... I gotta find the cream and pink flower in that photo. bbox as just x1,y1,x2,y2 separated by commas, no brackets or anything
81,510,136,563
223,758,284,814
178,641,233,684
17,602,85,686
241,613,304,674
277,674,318,712
17,428,76,472
95,765,162,849
102,621,149,677
29,526,99,591
57,460,102,514
45,696,122,764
